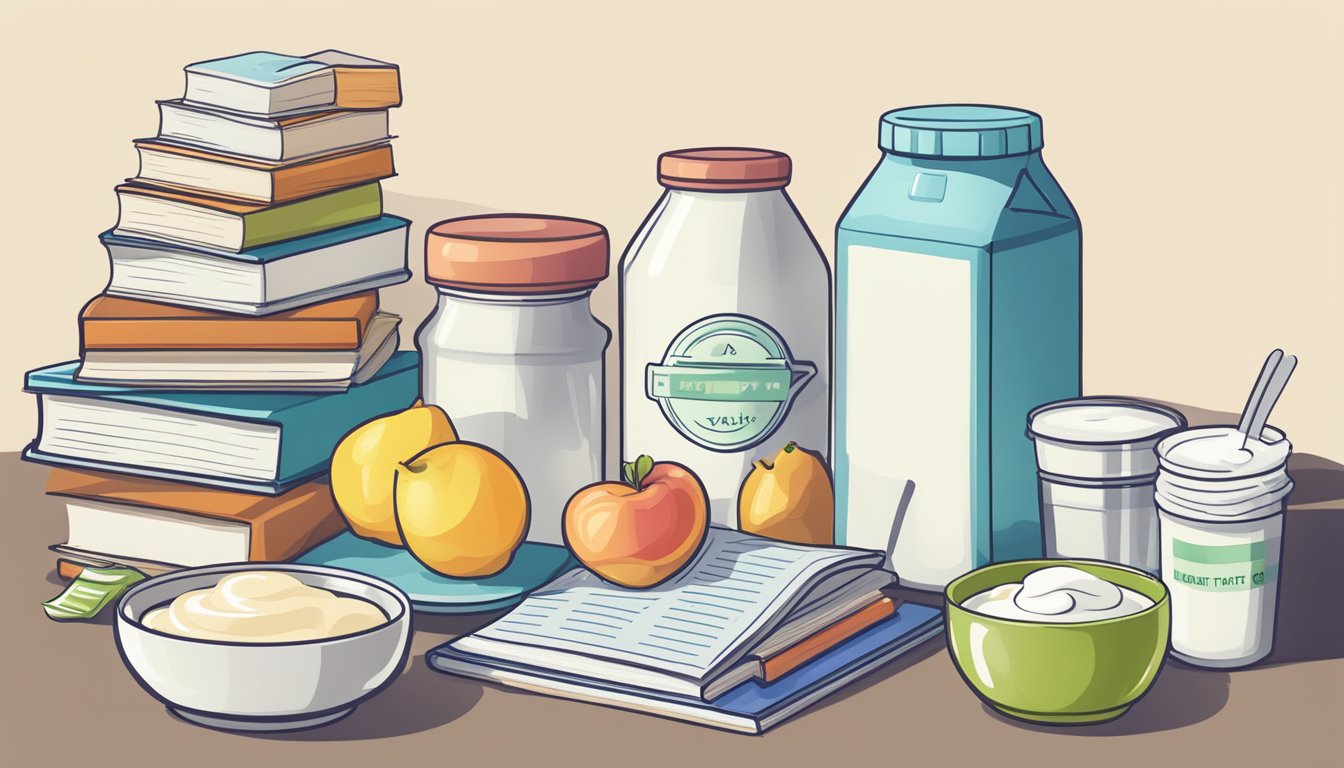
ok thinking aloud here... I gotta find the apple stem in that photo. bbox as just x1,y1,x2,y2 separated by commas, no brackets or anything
622,454,655,489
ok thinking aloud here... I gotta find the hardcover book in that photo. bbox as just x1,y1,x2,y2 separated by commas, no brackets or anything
113,181,382,252
157,99,391,162
133,140,395,203
101,215,411,315
23,351,420,493
46,469,346,565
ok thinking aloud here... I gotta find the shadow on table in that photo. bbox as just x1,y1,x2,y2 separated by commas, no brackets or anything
250,612,495,741
983,660,1230,735
254,657,482,741
1261,452,1344,666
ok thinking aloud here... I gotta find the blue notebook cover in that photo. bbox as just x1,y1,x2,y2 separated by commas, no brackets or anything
24,351,420,487
100,215,409,264
185,52,327,84
428,602,943,732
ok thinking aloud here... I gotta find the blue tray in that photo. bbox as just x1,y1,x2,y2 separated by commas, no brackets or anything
297,532,574,614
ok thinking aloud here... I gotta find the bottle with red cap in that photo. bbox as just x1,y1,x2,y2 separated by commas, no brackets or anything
417,214,612,546
620,148,831,527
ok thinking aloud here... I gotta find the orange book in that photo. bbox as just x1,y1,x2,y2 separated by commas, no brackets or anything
308,50,403,110
133,140,395,203
759,597,900,682
79,292,379,351
45,468,346,563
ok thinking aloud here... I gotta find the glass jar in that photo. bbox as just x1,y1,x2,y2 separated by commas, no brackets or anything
620,148,831,527
417,215,611,546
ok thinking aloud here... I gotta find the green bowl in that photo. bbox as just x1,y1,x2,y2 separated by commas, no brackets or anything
944,559,1170,725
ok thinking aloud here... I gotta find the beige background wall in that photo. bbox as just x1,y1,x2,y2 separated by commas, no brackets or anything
2,0,1340,459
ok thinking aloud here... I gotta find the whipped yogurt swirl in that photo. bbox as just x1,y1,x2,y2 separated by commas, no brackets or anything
141,571,386,643
962,566,1154,623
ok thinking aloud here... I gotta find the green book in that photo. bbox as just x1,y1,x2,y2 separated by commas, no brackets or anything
114,182,382,252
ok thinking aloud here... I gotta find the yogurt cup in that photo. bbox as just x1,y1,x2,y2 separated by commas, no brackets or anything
1027,397,1185,573
1039,473,1159,574
1027,397,1187,480
1156,425,1292,668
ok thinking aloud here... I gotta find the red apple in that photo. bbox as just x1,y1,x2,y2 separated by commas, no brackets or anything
563,456,709,588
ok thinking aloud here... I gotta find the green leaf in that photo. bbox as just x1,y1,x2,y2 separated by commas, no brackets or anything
42,566,146,621
622,454,657,489
635,455,655,486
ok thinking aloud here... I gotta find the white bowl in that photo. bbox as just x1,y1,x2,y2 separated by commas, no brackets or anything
115,563,412,732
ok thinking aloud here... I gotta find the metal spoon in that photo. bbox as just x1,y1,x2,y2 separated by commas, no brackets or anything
1237,349,1298,448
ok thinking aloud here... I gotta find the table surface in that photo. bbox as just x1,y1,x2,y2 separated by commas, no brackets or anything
3,451,1340,767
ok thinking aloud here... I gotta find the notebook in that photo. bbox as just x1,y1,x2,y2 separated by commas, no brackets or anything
22,351,419,493
430,601,943,734
434,528,901,701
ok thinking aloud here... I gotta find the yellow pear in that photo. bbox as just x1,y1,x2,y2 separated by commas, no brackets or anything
738,441,834,545
394,442,529,577
331,402,456,545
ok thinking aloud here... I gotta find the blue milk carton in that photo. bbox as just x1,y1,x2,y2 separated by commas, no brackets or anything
835,105,1080,591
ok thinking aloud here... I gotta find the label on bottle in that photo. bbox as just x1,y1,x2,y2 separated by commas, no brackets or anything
1169,539,1275,592
646,314,814,452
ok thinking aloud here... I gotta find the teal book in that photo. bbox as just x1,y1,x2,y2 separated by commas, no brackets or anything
23,351,419,494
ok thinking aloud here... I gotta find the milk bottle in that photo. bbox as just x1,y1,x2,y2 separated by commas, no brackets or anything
621,148,830,526
835,106,1081,590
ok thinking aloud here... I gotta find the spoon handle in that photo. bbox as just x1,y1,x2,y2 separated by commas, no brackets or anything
1245,353,1297,441
1236,349,1283,438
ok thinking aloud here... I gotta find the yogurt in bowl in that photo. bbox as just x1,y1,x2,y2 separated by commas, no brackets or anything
116,563,412,732
945,559,1170,725
962,566,1155,623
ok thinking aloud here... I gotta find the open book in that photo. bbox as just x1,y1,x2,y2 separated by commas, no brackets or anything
443,528,897,700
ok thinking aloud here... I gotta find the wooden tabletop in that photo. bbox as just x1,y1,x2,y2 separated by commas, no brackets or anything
3,452,1339,767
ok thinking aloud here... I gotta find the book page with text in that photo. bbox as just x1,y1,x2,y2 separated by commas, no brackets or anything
472,528,885,679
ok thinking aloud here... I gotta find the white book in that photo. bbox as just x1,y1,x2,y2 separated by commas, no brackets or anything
76,313,400,391
157,99,390,162
64,499,251,567
449,528,894,700
184,52,335,116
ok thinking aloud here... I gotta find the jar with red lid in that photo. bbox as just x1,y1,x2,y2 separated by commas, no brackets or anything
417,214,611,546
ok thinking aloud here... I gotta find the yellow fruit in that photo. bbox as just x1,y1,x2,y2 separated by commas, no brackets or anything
394,442,529,577
331,402,457,545
738,441,834,545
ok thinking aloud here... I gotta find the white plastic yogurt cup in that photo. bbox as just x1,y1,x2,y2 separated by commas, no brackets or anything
1156,425,1292,668
1039,474,1159,574
1027,397,1187,480
1027,397,1185,573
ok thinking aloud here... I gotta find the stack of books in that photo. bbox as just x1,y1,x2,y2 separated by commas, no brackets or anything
24,51,421,579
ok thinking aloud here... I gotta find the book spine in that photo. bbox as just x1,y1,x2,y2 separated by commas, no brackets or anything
241,183,383,250
248,489,347,561
273,145,394,202
81,318,364,350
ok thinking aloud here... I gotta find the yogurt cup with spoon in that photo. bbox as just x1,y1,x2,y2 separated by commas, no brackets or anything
1156,349,1297,668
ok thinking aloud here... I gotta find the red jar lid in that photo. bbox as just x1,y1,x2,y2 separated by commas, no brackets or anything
425,214,609,293
658,148,792,192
